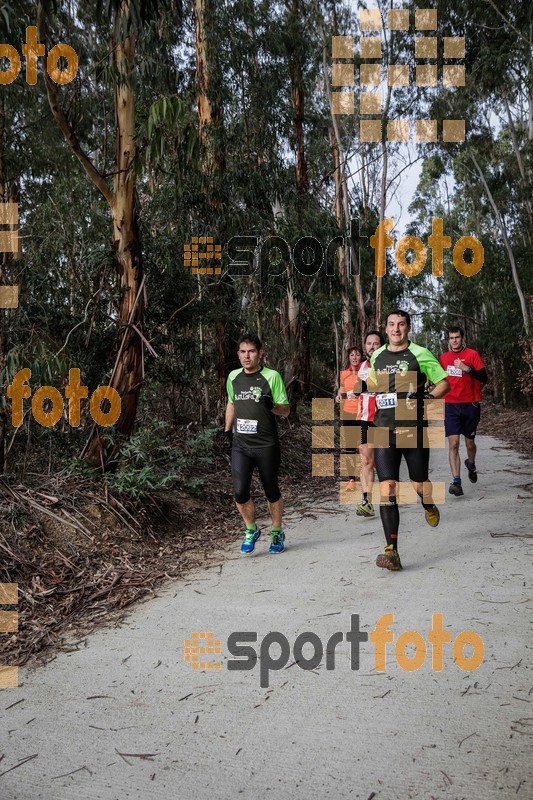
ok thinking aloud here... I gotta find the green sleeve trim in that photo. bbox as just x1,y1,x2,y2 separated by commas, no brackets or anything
226,368,242,402
262,367,289,405
408,342,448,385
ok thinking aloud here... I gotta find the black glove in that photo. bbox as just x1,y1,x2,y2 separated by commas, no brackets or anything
223,429,233,448
407,391,434,400
259,394,274,411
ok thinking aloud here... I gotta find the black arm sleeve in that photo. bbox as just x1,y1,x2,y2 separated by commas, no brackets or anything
470,367,488,384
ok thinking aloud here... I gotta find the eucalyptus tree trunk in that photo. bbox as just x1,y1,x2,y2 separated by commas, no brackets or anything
39,0,144,464
195,0,226,198
195,0,231,416
330,125,352,347
470,152,531,337
281,0,311,407
320,21,365,346
375,85,391,330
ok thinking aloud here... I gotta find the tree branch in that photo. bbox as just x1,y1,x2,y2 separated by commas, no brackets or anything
410,295,484,325
469,151,530,335
37,4,114,207
482,0,531,46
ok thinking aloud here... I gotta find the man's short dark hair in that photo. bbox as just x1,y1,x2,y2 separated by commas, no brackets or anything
448,326,464,338
365,329,384,345
237,333,263,350
385,309,411,327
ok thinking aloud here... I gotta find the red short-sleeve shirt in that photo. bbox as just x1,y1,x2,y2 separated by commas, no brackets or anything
439,348,485,403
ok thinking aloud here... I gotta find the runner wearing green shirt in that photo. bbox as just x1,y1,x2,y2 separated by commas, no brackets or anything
367,310,450,571
224,334,290,554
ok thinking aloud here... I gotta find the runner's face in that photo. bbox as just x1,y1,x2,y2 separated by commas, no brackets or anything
365,335,382,358
386,315,410,346
238,342,262,371
348,349,362,367
448,332,464,352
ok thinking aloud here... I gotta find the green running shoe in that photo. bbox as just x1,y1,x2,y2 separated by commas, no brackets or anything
240,527,261,554
376,545,402,571
269,530,285,554
424,505,440,527
356,500,375,517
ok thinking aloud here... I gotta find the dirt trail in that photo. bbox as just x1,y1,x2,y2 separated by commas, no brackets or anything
1,434,532,800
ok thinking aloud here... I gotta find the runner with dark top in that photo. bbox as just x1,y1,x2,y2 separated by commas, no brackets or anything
439,327,488,496
224,334,290,554
335,344,363,492
355,330,384,517
367,310,450,571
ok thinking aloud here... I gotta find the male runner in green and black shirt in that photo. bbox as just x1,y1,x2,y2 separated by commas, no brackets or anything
367,310,450,571
224,334,290,554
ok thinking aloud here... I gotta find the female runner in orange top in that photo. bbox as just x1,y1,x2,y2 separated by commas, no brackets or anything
335,344,363,490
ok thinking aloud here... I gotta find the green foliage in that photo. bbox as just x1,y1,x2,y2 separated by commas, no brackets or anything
1,0,529,489
104,421,185,500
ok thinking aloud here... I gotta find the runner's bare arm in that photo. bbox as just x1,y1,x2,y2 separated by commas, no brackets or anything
225,401,235,431
429,378,450,399
335,374,343,403
272,404,290,417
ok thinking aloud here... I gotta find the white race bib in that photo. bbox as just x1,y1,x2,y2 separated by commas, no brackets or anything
237,418,258,434
376,393,397,409
447,366,463,377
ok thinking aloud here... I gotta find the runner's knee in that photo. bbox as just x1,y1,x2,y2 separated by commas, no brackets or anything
265,487,281,503
380,479,397,497
234,487,251,504
360,449,372,468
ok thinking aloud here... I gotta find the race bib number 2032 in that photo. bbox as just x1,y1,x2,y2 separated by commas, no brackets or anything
237,418,258,434
447,366,463,378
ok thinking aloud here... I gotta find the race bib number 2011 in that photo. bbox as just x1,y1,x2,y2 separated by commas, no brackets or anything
237,418,258,434
376,393,397,410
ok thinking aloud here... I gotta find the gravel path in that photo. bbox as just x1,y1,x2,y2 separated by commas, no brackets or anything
1,434,532,800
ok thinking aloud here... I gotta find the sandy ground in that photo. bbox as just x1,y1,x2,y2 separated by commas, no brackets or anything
1,434,532,800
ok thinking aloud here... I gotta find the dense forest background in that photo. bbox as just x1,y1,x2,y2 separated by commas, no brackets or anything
0,0,531,495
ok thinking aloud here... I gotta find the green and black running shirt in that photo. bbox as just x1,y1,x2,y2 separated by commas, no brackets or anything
369,341,448,429
227,367,289,448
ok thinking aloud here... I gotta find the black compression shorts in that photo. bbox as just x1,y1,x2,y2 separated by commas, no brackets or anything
374,427,430,483
231,442,281,504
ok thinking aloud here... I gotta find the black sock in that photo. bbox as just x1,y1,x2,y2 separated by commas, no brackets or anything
362,492,368,503
379,496,399,549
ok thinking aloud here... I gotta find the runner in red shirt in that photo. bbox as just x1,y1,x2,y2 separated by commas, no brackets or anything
335,344,363,491
439,327,488,496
